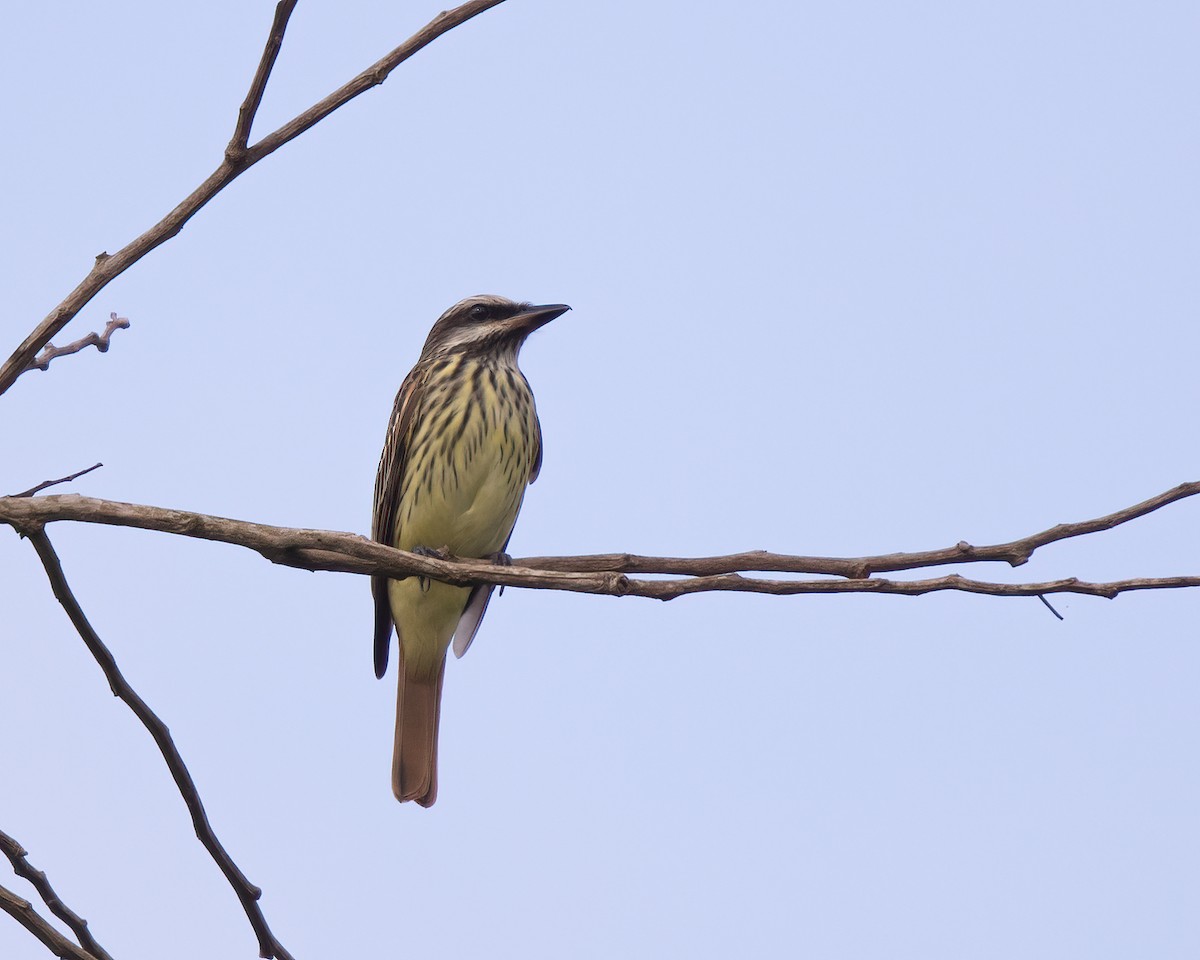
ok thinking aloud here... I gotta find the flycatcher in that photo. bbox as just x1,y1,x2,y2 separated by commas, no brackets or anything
372,294,569,806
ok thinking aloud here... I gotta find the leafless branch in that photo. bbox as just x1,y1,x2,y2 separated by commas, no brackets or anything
10,464,103,499
619,571,1200,601
0,830,111,960
516,481,1200,578
247,0,507,158
227,0,299,158
22,527,294,960
0,0,508,397
0,882,96,960
24,314,129,376
2,483,1196,603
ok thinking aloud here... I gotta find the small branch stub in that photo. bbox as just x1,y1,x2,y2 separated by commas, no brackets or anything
26,314,130,374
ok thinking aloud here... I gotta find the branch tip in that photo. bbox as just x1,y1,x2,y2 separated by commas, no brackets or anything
11,462,104,498
1037,595,1065,620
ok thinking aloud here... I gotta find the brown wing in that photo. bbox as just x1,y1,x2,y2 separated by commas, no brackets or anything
372,362,428,679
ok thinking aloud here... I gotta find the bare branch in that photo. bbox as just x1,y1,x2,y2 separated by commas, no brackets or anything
619,571,1200,601
24,314,129,376
10,464,103,499
0,0,508,397
517,481,1200,578
22,527,295,960
247,0,508,160
0,882,96,960
227,0,300,158
1,483,1196,603
0,830,112,960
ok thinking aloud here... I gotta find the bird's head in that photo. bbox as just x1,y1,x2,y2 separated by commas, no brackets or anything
419,295,570,361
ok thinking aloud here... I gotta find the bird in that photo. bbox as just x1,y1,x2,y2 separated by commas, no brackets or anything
372,294,569,806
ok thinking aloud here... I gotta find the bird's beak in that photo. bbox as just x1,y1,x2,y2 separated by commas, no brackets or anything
512,303,571,333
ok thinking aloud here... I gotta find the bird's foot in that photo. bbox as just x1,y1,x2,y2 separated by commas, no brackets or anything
412,545,448,593
486,551,513,595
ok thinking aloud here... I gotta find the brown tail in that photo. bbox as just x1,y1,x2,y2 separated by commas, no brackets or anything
392,658,445,807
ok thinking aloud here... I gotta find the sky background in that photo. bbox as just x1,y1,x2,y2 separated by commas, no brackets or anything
2,1,1198,957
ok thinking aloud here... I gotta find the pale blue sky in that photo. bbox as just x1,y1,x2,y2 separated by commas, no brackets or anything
3,1,1198,957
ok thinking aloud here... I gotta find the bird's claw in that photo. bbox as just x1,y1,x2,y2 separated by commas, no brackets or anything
412,545,448,593
487,551,513,595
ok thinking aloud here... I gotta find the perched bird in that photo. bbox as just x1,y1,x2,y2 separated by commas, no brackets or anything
372,294,569,806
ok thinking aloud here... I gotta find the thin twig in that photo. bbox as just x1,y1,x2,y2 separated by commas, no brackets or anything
25,314,129,375
0,0,508,397
23,527,294,960
1038,594,1065,620
0,882,97,960
1,483,1196,603
0,830,112,960
227,0,300,158
10,464,103,499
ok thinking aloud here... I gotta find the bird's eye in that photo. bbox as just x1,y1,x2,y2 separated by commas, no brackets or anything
469,304,490,321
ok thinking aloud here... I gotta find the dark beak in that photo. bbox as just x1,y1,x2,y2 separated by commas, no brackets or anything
513,302,571,333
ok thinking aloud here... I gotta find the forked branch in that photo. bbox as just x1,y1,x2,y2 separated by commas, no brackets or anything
0,830,112,960
0,0,507,397
227,0,299,157
3,5,514,957
2,482,1196,602
0,883,96,960
22,527,295,960
516,481,1200,579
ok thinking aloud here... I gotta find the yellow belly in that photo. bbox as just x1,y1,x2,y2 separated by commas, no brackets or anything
388,366,537,679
